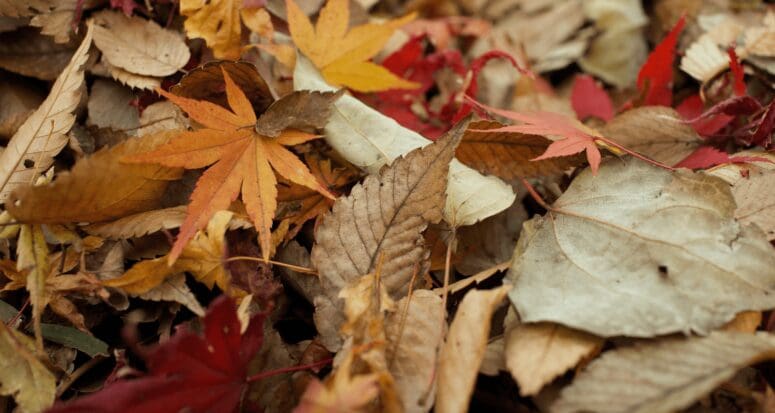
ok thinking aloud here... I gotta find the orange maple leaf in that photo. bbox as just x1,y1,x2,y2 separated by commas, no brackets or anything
287,0,420,92
125,69,334,263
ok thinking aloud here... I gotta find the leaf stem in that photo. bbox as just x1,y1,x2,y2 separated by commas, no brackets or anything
519,177,554,212
245,358,332,383
597,137,675,171
440,229,455,320
224,256,318,275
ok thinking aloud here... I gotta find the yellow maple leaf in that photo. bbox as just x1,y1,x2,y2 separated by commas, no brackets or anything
181,0,266,59
287,0,420,92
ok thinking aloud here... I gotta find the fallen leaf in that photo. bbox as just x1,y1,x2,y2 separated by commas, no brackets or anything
0,0,52,18
601,106,701,166
254,90,343,137
7,131,183,224
180,0,262,59
456,200,527,276
0,74,45,139
570,74,614,121
436,285,509,413
47,295,266,413
138,273,205,316
287,0,418,92
29,0,84,44
636,15,685,106
459,120,584,180
0,23,92,202
708,152,775,240
311,119,464,299
384,290,445,413
125,69,334,262
294,55,516,227
99,58,161,90
508,159,775,337
91,10,189,78
87,79,140,131
721,311,762,333
552,332,775,413
0,321,56,413
103,211,241,296
675,146,770,170
469,99,603,174
504,322,602,396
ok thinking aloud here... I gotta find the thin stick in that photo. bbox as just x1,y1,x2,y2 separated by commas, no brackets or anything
245,358,332,383
519,177,553,212
440,229,456,320
598,137,675,171
223,256,317,275
56,355,106,397
388,265,418,368
6,298,29,327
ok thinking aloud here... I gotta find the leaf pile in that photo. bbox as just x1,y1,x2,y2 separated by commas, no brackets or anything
0,1,773,413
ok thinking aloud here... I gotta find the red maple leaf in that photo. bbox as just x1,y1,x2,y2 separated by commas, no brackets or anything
675,146,772,169
571,74,614,121
676,94,734,136
48,296,266,413
728,47,747,97
637,15,686,106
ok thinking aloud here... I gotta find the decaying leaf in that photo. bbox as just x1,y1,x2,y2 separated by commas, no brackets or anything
0,27,74,81
180,0,262,59
8,131,183,223
287,0,418,92
459,120,583,180
138,273,205,316
103,211,241,296
255,90,343,137
0,322,56,413
0,23,92,202
87,79,139,131
456,200,527,276
294,55,516,227
170,60,273,113
0,75,45,139
385,290,445,413
553,332,775,413
509,159,775,338
311,118,464,299
505,321,602,396
708,152,775,240
601,106,701,166
436,285,509,413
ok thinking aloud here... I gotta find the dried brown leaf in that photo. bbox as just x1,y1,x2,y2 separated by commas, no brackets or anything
0,27,74,80
436,285,509,413
138,273,205,316
255,90,343,137
87,79,139,131
8,131,183,223
0,75,45,138
505,322,602,396
553,332,775,413
0,24,92,203
602,106,701,166
311,119,466,298
91,10,190,77
170,61,273,114
0,321,56,413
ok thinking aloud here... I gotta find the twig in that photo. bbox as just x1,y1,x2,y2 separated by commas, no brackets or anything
223,256,318,275
245,358,332,383
56,355,106,397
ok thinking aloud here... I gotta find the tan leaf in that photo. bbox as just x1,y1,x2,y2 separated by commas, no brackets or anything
505,322,602,396
0,0,52,18
385,290,445,413
138,273,205,316
508,159,775,338
100,59,161,90
552,332,775,413
87,79,140,131
0,23,92,202
255,90,343,137
311,119,465,300
436,285,509,413
29,0,96,44
17,224,48,349
708,152,775,240
294,55,516,227
8,131,183,223
458,120,582,180
136,101,188,136
602,106,701,166
680,35,729,83
0,322,56,413
721,311,762,333
91,10,190,77
0,27,73,80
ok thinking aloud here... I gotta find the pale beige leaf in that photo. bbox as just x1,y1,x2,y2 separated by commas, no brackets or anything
385,290,445,413
293,55,515,227
708,152,775,240
436,285,509,413
505,322,601,396
680,35,729,83
0,0,51,18
479,337,505,376
311,120,465,299
87,79,140,131
29,0,97,44
0,27,74,80
100,59,161,91
602,106,701,166
509,159,775,338
91,10,190,77
136,101,188,136
552,332,775,413
0,24,91,202
138,273,205,316
0,322,56,413
8,131,182,223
